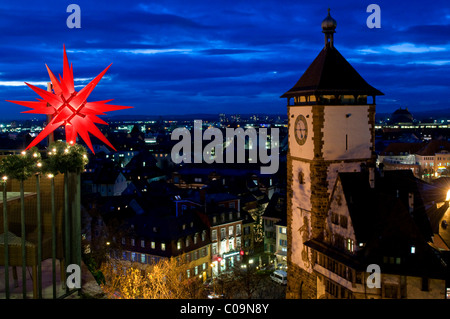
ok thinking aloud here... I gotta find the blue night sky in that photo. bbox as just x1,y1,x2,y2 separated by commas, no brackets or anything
0,0,449,120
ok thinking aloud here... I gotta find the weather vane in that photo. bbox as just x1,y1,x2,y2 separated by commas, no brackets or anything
6,45,132,153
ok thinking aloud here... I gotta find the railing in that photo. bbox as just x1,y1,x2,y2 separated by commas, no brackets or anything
0,143,86,299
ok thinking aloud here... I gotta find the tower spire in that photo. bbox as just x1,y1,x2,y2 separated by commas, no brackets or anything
321,8,337,48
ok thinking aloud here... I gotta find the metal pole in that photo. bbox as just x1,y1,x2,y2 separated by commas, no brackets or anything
51,176,56,298
64,172,70,294
3,180,9,299
67,170,82,296
36,174,42,298
20,179,26,298
75,170,81,291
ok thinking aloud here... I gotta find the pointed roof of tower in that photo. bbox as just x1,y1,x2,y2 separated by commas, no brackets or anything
281,10,383,98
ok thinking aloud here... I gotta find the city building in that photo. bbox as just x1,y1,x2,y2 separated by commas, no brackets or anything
378,140,450,179
307,169,447,299
192,191,246,276
262,192,285,262
117,197,212,281
282,9,383,299
282,9,449,299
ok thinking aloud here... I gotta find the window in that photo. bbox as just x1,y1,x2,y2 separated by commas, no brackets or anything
212,229,217,241
236,224,241,235
384,285,398,299
121,237,126,245
298,171,305,184
347,238,354,252
151,241,155,249
221,228,226,239
141,240,145,248
161,242,166,251
141,254,146,263
229,226,234,236
331,213,339,225
229,239,234,251
334,234,345,250
411,246,416,254
212,243,218,255
131,239,135,246
340,216,348,229
177,241,182,250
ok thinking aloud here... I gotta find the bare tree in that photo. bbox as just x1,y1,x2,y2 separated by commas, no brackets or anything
99,257,207,299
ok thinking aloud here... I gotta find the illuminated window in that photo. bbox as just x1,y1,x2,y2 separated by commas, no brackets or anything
411,246,415,254
347,239,354,252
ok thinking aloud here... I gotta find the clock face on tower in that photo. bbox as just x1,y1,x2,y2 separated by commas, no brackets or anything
294,114,308,145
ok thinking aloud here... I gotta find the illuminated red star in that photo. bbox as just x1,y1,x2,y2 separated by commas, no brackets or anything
6,45,132,153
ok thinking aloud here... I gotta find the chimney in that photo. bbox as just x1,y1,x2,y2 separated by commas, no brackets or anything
369,167,375,188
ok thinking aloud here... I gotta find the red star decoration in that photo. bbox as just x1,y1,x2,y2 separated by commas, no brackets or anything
6,45,132,153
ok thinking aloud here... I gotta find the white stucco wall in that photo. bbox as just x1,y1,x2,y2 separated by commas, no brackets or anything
322,105,371,161
289,106,314,160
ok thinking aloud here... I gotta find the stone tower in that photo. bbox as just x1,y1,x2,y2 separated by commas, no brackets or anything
281,9,383,299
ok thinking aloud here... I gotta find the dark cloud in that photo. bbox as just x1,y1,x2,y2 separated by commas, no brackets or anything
0,0,449,119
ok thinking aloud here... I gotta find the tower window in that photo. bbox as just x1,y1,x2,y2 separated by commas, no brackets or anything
298,171,305,184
